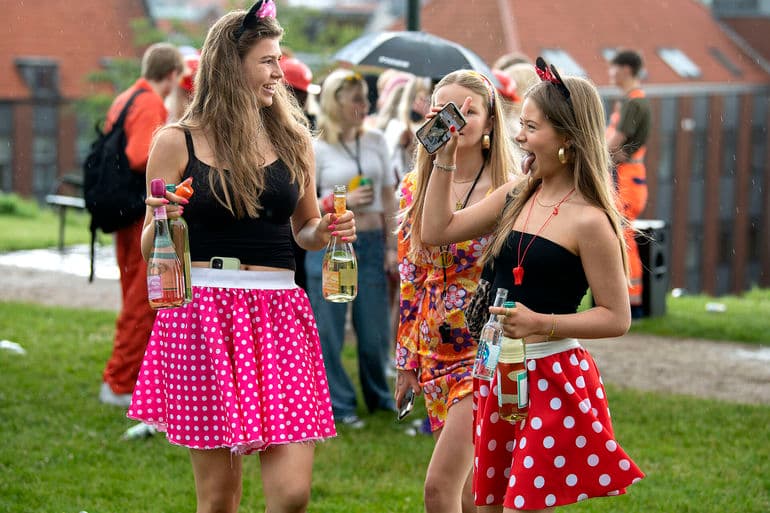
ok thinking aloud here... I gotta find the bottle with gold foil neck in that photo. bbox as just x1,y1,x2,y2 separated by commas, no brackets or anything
322,185,357,302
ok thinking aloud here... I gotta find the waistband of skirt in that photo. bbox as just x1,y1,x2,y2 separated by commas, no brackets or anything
525,338,581,359
191,267,297,290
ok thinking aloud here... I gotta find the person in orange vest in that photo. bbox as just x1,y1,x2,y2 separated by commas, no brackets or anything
606,49,652,319
99,43,184,407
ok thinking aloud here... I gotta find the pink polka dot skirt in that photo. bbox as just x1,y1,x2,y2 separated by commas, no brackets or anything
472,346,644,509
127,285,337,454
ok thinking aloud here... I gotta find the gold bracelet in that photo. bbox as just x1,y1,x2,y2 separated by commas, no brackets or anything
433,161,456,172
547,313,556,341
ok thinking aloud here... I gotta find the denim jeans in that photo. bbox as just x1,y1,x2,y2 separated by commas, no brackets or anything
305,229,395,418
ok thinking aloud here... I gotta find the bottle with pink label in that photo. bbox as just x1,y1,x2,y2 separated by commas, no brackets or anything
147,178,185,309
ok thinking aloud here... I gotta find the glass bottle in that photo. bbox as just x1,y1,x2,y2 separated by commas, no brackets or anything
147,178,185,309
322,185,358,302
497,301,529,422
165,178,193,304
472,287,508,380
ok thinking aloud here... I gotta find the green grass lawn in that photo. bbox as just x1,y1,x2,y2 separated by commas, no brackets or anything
1,302,769,512
0,193,107,250
630,287,769,345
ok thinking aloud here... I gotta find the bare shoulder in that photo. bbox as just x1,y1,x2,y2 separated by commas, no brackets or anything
573,203,618,244
148,126,188,181
152,125,187,154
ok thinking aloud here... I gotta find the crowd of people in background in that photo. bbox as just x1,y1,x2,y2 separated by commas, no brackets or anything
97,2,649,510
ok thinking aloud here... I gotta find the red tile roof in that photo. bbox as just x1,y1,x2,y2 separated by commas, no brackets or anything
0,0,148,100
721,17,770,66
390,0,770,85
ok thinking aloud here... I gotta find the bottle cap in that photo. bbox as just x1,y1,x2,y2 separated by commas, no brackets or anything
504,301,516,308
499,336,525,362
165,184,176,193
175,177,194,199
150,178,166,198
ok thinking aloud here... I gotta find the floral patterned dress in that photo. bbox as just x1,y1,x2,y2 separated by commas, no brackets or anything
395,171,490,431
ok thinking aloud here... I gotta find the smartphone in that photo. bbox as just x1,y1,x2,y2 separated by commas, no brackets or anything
397,388,415,421
415,102,467,154
209,256,241,270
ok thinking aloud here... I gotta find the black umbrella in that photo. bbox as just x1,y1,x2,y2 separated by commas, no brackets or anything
334,31,500,87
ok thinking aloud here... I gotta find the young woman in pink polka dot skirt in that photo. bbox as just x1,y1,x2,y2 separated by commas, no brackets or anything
421,57,644,512
127,2,353,511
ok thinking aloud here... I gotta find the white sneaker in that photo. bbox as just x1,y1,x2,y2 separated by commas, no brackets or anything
99,382,132,408
338,415,365,429
121,422,157,440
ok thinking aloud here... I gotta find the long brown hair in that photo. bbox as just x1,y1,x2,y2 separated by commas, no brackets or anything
178,10,312,218
400,70,517,260
482,77,629,274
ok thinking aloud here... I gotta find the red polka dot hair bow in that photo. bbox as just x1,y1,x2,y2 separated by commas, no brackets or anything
535,56,572,107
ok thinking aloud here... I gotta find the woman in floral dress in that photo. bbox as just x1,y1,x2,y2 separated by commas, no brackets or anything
395,70,517,513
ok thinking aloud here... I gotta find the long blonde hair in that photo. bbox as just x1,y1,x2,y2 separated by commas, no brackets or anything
316,69,369,145
400,70,517,260
178,10,312,218
482,77,628,274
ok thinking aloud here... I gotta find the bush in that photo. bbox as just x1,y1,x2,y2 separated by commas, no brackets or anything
0,193,40,218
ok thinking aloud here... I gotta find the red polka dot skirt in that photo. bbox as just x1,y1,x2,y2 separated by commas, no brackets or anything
472,345,644,509
127,285,337,454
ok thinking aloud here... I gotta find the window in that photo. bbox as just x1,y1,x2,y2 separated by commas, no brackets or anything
15,58,60,99
658,48,701,79
539,49,586,77
709,47,743,78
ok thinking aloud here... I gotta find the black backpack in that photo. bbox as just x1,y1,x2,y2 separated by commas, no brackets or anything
83,88,147,281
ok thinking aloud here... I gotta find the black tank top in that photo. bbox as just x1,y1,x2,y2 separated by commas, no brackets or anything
180,129,299,269
491,231,589,314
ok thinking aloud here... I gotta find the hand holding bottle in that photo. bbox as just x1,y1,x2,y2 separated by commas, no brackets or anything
145,182,188,219
489,301,545,340
317,209,356,245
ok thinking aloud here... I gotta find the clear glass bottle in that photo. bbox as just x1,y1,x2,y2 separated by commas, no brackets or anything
165,179,193,304
322,185,358,302
147,178,185,309
472,287,508,380
497,301,529,422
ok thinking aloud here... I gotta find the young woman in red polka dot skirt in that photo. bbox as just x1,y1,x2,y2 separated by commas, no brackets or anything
421,57,644,512
127,2,353,511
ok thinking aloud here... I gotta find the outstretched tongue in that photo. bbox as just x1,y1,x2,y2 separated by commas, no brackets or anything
522,153,535,175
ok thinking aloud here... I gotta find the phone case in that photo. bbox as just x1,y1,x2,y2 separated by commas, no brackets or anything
209,257,241,270
416,102,467,154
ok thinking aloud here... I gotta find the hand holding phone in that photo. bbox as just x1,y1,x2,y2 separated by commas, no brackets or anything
397,387,415,421
416,102,467,154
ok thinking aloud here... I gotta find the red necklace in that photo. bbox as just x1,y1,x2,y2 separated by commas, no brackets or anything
513,187,576,286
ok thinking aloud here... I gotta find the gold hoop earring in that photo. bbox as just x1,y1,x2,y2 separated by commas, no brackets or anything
558,147,568,164
482,134,491,150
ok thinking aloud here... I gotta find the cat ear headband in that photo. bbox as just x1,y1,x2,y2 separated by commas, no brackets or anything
234,0,277,41
535,56,572,109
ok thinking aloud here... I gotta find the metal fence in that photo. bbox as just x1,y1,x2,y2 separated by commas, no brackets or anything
601,83,770,295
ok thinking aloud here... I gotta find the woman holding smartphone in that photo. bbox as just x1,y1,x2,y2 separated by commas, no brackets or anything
421,59,644,512
395,70,516,513
127,2,355,511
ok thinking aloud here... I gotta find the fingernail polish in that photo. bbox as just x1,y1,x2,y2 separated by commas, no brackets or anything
331,231,339,236
328,224,336,231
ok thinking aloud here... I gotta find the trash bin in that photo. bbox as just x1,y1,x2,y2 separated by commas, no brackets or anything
633,219,669,318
